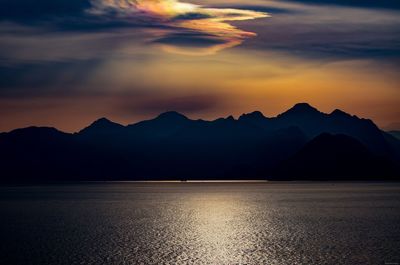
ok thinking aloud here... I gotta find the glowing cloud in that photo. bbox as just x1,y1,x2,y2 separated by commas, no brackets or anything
90,0,268,55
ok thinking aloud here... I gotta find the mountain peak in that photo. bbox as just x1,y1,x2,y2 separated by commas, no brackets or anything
93,117,113,125
10,126,65,136
279,103,321,117
291,103,318,112
330,109,352,117
156,111,188,121
80,117,124,134
226,115,235,121
90,117,123,127
239,111,266,121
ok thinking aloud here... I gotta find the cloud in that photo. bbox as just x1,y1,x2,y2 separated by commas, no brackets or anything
153,32,228,47
0,59,102,97
240,2,400,60
0,0,91,22
0,0,399,133
89,0,268,54
285,0,400,10
0,0,268,55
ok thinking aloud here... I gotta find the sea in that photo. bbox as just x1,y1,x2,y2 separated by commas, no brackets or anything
0,182,399,265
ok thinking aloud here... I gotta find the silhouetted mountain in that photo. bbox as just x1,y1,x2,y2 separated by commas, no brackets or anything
279,103,321,119
273,133,398,180
388,131,400,140
0,127,130,182
240,103,395,157
125,111,191,140
79,117,125,135
239,111,266,121
1,103,399,183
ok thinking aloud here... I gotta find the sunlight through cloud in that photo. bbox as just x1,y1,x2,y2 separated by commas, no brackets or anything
90,0,268,55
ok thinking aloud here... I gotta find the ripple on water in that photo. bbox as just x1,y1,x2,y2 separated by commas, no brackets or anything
0,182,399,265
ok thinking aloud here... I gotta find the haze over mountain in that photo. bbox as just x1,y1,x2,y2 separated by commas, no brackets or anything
0,103,399,183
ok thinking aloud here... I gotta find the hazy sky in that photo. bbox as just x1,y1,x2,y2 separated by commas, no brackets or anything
0,0,399,132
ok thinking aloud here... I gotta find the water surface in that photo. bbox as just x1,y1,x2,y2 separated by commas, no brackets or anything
1,182,399,264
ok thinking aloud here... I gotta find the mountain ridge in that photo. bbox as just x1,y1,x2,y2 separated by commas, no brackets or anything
1,103,399,182
0,103,385,134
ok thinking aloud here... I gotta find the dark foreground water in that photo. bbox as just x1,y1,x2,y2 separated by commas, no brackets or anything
0,182,399,265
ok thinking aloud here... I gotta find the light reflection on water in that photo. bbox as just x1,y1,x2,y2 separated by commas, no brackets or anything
188,195,249,263
0,182,400,265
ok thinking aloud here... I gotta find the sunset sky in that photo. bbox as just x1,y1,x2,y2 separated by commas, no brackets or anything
0,0,399,132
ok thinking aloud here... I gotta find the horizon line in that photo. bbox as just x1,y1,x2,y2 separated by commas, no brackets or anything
2,102,376,134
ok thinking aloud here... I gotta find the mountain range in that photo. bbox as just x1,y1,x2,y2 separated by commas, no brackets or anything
1,103,399,183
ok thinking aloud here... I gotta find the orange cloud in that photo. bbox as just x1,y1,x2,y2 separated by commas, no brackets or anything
90,0,268,55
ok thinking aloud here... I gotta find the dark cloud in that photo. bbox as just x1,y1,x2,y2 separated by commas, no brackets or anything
0,0,171,31
119,95,222,115
247,30,400,60
242,5,400,60
173,12,213,20
0,0,123,32
153,32,227,48
0,59,101,97
0,0,91,22
285,0,400,10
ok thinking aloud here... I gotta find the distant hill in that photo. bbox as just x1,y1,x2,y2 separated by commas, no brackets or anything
272,133,398,180
1,103,399,183
388,131,400,140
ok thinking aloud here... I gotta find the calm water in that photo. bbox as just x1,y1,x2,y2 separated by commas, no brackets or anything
0,182,399,265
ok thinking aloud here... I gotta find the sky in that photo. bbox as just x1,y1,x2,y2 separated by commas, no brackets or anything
0,0,399,132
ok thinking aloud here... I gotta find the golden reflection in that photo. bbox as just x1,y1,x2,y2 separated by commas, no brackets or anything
184,194,254,263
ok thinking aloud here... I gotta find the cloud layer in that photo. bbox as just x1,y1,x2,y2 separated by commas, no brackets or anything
285,0,400,10
0,0,267,54
0,0,399,131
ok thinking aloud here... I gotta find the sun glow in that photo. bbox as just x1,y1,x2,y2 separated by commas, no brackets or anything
91,0,268,55
135,0,198,18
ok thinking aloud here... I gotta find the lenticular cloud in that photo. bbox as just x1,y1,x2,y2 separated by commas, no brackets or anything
89,0,268,55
